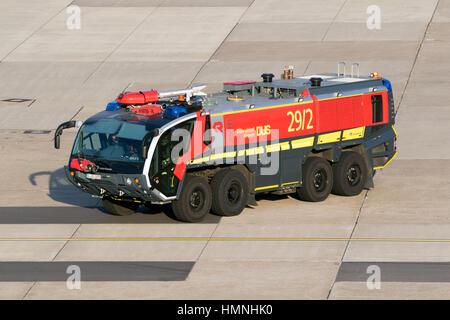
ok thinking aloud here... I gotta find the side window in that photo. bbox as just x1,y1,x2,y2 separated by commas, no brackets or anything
371,94,383,123
149,118,195,197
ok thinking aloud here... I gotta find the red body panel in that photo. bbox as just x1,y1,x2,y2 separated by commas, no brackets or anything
214,91,389,147
221,102,317,146
181,92,390,171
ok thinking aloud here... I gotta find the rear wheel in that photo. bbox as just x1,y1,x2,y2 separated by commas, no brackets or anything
297,157,333,202
211,169,248,216
332,151,366,196
171,175,212,222
102,197,138,216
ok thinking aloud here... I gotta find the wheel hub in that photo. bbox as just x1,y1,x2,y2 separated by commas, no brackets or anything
313,169,327,192
189,190,203,210
227,182,241,204
346,164,361,186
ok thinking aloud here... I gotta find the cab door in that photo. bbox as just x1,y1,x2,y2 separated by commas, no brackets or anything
148,118,196,198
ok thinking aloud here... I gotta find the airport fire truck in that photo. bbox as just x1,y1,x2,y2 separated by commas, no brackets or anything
55,63,397,222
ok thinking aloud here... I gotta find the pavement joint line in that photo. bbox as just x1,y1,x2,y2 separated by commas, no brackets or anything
1,237,450,242
82,3,164,84
320,0,348,42
22,223,82,300
327,189,367,299
187,0,257,87
395,0,440,115
194,219,221,262
0,2,71,62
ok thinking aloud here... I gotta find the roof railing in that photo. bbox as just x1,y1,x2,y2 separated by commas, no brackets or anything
351,62,360,78
337,61,346,78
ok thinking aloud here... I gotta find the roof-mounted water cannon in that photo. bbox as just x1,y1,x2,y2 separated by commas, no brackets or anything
158,84,207,103
117,84,207,106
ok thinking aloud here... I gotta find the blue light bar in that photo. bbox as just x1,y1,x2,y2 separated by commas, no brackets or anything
163,106,187,119
106,100,124,111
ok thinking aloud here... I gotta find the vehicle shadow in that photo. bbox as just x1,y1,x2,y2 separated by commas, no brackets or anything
5,167,219,224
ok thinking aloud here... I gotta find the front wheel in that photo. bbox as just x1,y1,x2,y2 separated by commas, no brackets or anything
171,175,212,222
297,157,333,202
102,197,139,216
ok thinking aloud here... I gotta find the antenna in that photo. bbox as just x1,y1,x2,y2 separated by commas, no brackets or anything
119,82,134,99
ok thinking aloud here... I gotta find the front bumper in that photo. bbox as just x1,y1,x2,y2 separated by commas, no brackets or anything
64,166,165,202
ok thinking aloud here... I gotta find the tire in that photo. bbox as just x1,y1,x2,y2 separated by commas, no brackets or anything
102,197,138,216
211,169,248,217
297,157,333,202
332,151,366,196
171,175,212,222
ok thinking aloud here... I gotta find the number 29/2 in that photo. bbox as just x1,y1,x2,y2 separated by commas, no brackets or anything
287,108,313,132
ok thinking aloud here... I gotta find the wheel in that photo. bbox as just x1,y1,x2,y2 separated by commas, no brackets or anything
297,157,333,202
211,169,248,216
332,151,366,196
102,197,138,216
171,175,212,222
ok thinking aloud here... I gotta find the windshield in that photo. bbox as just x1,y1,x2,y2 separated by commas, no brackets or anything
71,120,151,173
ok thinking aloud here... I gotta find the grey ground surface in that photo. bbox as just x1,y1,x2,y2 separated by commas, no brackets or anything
0,0,449,299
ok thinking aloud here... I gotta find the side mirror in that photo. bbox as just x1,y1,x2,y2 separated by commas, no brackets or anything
141,128,160,159
54,120,82,149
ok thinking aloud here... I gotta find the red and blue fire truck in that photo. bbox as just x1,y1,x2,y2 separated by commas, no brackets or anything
55,64,397,222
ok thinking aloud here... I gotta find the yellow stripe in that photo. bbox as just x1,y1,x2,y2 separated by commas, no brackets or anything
211,101,313,117
190,136,315,165
392,125,398,136
190,156,210,164
210,151,236,160
281,181,299,186
255,184,279,191
190,126,370,165
318,131,341,144
342,126,365,141
373,151,398,170
0,237,449,243
291,136,314,149
238,146,265,156
266,142,290,153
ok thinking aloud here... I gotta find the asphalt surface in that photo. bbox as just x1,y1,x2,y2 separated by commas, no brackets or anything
0,0,449,299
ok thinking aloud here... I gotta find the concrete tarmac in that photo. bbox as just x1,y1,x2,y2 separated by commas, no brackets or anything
0,0,449,299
